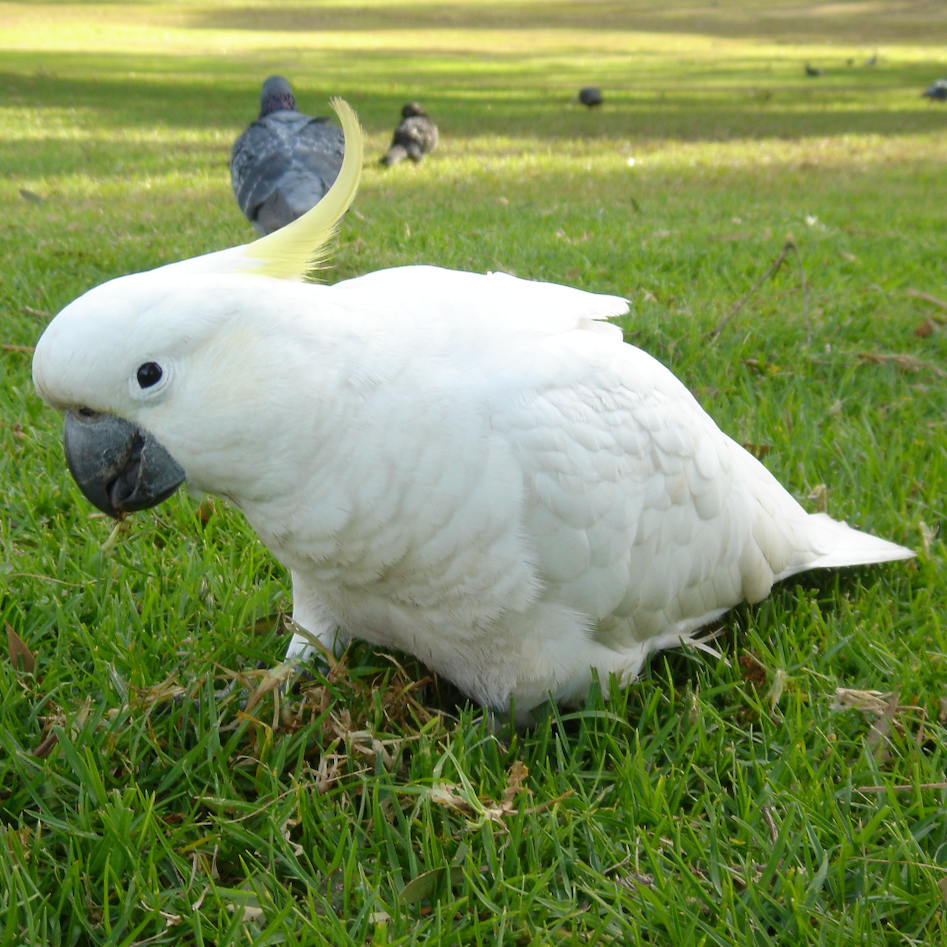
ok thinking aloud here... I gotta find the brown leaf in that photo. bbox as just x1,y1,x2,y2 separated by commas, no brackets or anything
32,732,59,759
6,624,35,674
501,760,528,809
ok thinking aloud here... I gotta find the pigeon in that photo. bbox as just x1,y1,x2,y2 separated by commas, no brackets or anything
578,87,603,107
805,63,824,77
32,101,914,726
230,76,345,235
379,103,438,166
922,79,947,102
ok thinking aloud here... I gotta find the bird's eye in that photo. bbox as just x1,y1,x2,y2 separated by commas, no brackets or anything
136,362,163,389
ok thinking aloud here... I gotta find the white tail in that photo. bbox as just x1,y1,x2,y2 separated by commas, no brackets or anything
796,512,914,574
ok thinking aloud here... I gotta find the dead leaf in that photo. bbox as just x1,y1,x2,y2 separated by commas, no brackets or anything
865,691,901,763
502,760,528,807
857,351,946,377
6,624,35,674
832,688,891,714
832,689,919,764
428,783,472,813
939,876,947,909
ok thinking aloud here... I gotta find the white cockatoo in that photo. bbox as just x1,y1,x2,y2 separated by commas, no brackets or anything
33,101,913,723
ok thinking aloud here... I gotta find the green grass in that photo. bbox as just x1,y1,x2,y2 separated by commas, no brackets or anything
2,1,946,944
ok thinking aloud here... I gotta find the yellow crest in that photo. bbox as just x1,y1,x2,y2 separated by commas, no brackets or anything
241,98,364,281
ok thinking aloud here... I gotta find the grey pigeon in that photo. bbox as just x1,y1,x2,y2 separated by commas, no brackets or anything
380,103,438,166
922,79,947,102
805,63,823,77
578,87,603,107
230,76,345,235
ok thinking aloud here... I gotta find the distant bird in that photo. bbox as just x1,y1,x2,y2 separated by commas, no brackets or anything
578,87,603,107
922,79,947,102
805,63,824,77
230,76,345,235
864,52,878,67
380,103,438,166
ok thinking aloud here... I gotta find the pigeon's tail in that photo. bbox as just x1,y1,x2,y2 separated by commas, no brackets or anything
254,189,295,236
381,145,408,166
795,513,914,575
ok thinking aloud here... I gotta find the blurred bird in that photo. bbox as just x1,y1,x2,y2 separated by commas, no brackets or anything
578,87,603,107
922,79,947,102
864,52,878,67
379,103,438,166
805,63,824,77
231,76,345,235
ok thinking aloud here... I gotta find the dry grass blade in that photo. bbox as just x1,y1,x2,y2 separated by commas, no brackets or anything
905,288,947,321
856,351,946,377
706,240,808,343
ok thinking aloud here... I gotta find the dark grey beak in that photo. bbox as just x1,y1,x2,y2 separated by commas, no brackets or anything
63,410,185,519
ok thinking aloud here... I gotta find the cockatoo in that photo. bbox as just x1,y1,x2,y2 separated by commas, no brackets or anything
380,103,438,166
231,76,345,235
33,100,913,724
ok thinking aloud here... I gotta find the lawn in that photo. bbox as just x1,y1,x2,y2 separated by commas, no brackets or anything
1,1,946,944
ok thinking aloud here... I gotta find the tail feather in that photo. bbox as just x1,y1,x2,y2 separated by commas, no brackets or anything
789,513,914,577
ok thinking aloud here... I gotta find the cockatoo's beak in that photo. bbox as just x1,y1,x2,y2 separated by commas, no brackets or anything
63,410,185,518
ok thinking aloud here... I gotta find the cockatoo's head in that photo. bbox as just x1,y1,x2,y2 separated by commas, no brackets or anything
32,99,363,518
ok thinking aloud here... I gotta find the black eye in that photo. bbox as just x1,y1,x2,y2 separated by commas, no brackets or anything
136,362,163,389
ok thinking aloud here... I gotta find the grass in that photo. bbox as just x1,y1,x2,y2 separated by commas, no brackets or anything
1,1,946,944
